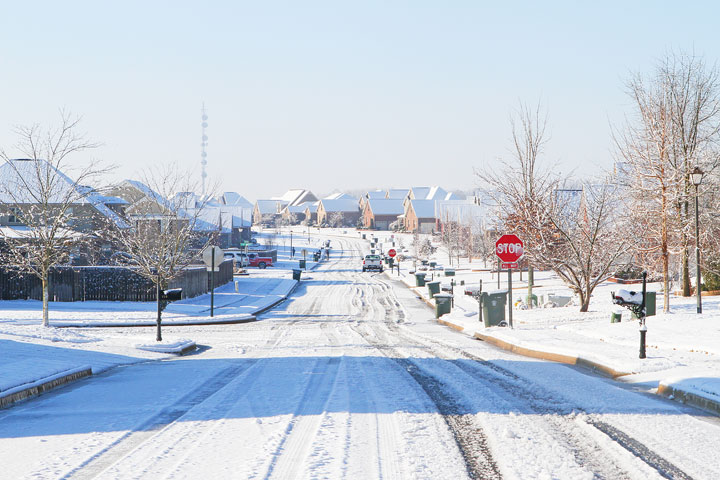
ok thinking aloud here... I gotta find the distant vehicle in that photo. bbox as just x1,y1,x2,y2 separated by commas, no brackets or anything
362,254,383,272
223,251,249,267
223,251,273,268
246,252,273,268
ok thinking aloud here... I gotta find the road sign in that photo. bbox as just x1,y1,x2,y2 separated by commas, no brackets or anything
501,262,519,270
202,245,224,271
388,248,397,258
495,234,524,263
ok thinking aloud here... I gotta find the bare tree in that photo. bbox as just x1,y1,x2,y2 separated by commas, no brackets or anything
0,112,106,326
107,167,212,341
329,211,345,228
614,51,720,311
536,182,633,311
478,103,629,311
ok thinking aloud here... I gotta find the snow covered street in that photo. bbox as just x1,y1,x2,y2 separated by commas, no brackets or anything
1,236,719,479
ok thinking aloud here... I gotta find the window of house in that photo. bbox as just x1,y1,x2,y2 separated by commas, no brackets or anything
7,207,21,224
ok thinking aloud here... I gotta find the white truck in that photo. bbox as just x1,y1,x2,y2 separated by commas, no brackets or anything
362,254,383,272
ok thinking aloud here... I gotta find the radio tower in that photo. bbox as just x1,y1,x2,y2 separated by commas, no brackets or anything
200,104,208,196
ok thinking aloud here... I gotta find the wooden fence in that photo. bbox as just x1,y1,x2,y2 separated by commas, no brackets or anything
0,260,233,302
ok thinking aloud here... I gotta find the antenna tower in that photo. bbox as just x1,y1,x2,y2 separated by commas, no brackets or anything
201,104,208,196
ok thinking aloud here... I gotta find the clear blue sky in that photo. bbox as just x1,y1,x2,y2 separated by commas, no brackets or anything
1,1,718,201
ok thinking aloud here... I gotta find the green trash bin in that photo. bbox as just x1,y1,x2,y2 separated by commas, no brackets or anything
444,269,455,276
610,311,622,323
421,259,428,266
632,291,656,319
482,290,507,327
435,293,452,318
415,272,427,287
362,234,366,239
429,261,437,268
427,281,441,298
292,269,301,281
526,294,537,307
299,259,306,269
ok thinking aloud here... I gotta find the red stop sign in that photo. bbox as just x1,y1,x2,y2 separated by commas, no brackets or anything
387,248,397,258
495,234,524,262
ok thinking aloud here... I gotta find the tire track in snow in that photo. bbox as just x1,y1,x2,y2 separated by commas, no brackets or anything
347,293,500,480
65,322,293,480
63,361,257,480
262,356,343,480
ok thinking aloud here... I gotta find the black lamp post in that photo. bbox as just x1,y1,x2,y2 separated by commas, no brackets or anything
691,166,704,314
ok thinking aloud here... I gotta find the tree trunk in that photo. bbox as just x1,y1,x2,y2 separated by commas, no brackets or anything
681,244,691,296
579,291,589,312
41,276,50,327
681,197,691,296
156,282,162,342
662,187,671,313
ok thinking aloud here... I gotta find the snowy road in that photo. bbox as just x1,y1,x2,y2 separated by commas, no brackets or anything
1,237,719,479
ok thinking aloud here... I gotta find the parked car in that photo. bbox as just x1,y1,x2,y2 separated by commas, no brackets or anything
245,252,273,268
223,251,273,268
362,254,383,272
224,251,249,267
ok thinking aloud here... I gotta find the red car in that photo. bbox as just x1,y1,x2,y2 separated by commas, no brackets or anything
246,253,273,269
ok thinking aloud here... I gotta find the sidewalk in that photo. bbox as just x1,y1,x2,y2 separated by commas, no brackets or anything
0,273,299,408
391,267,720,416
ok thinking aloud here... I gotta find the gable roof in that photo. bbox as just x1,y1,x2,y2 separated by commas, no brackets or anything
367,198,405,216
386,189,410,199
409,199,436,219
0,159,130,228
274,189,318,206
320,198,360,213
410,187,432,200
304,202,320,213
365,190,386,199
324,192,356,201
255,199,286,215
220,192,253,208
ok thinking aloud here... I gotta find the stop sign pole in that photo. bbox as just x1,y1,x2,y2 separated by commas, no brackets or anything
496,235,524,329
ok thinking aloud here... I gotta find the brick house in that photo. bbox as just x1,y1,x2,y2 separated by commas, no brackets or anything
316,198,361,227
362,198,404,230
404,199,436,234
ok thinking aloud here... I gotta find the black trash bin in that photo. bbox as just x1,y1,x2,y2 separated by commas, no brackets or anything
299,259,306,269
292,269,302,281
481,290,508,327
435,293,452,318
427,281,441,299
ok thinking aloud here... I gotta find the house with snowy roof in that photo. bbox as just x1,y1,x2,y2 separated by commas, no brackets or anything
280,202,314,225
272,189,318,207
303,202,320,225
0,158,130,234
359,190,387,209
107,180,220,236
404,199,437,233
362,198,405,230
386,189,410,200
323,191,356,201
252,199,288,226
317,198,361,227
218,191,253,209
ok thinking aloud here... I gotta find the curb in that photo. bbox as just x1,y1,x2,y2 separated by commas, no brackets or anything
657,383,720,416
55,316,257,328
0,366,92,409
472,332,629,378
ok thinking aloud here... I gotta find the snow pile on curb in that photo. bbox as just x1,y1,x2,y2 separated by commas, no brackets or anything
136,339,196,355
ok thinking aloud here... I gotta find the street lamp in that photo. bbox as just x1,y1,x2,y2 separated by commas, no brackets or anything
691,166,704,314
